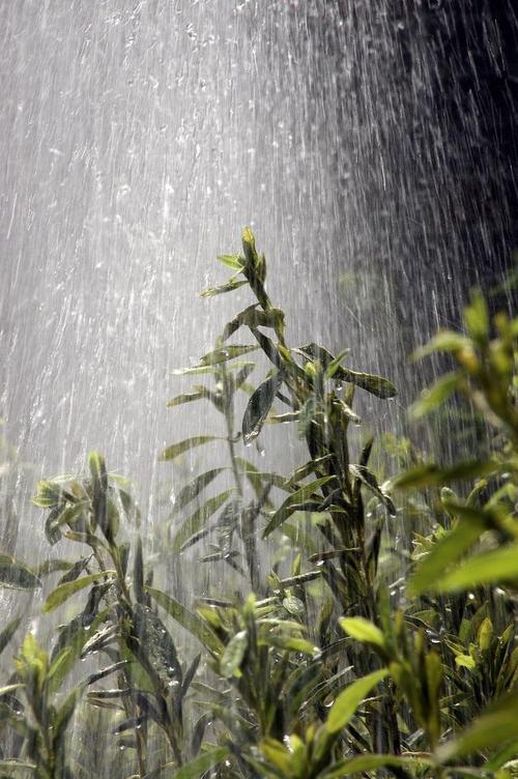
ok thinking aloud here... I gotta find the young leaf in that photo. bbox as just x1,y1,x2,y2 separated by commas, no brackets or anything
220,630,248,678
199,344,257,366
339,617,386,650
409,372,460,420
200,277,248,298
326,668,389,734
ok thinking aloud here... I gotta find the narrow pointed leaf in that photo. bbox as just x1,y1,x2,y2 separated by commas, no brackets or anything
172,747,230,779
326,668,389,734
199,344,257,366
161,436,222,462
263,477,335,537
0,555,41,591
171,489,234,552
433,543,518,592
43,572,115,613
171,468,226,512
0,616,22,655
408,513,487,596
200,277,248,297
147,586,224,655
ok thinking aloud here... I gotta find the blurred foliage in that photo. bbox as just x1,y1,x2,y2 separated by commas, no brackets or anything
0,231,517,777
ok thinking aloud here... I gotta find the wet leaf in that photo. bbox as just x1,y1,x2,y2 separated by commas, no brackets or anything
200,277,248,297
43,572,114,613
349,464,396,516
171,468,226,512
409,372,460,420
147,586,224,655
166,388,213,408
217,253,244,270
339,617,386,650
0,555,41,591
326,668,389,734
433,543,518,592
321,754,432,778
220,630,248,678
165,747,230,779
223,305,285,341
242,370,283,444
263,476,335,537
392,459,498,489
131,603,182,683
160,436,222,461
0,616,21,656
199,344,257,365
172,489,234,552
408,512,487,596
437,695,518,762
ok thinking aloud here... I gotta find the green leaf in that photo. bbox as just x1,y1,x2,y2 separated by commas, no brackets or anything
299,344,396,398
408,512,486,596
339,617,386,650
200,277,248,297
242,371,283,444
160,436,222,462
166,388,213,408
172,490,234,552
172,746,230,779
0,555,41,591
223,305,285,341
171,468,226,512
0,759,37,772
437,696,518,762
199,344,257,366
409,372,460,420
263,477,335,537
433,543,518,592
321,754,432,778
217,254,244,270
412,330,473,360
464,290,489,344
147,586,224,655
0,616,22,655
349,465,396,516
392,459,498,489
43,572,115,613
326,668,389,734
220,630,248,678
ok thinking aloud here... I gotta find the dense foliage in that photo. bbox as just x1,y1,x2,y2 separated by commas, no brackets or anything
1,230,518,777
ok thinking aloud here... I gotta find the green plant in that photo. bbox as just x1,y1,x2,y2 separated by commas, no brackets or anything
0,232,517,778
